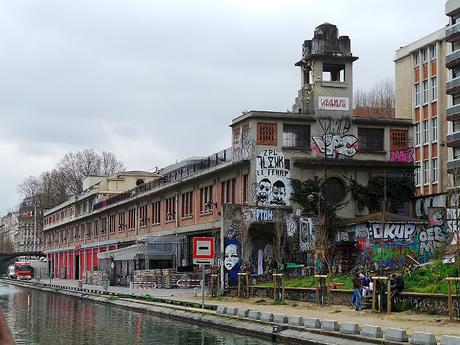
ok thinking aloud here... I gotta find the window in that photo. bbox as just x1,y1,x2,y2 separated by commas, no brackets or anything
139,205,148,227
181,191,193,218
432,117,438,142
200,185,214,214
93,220,99,237
430,44,436,59
128,209,136,230
390,129,408,150
454,148,460,159
165,196,176,221
423,160,429,184
422,80,428,104
221,179,236,205
358,128,384,152
256,122,277,146
282,124,310,148
422,47,428,62
431,77,437,100
415,84,420,106
413,51,419,65
415,123,420,146
454,120,460,132
242,174,249,204
109,214,116,233
415,166,421,185
101,217,107,234
152,201,161,224
118,212,125,231
423,120,429,144
322,177,346,204
322,63,345,82
432,158,438,182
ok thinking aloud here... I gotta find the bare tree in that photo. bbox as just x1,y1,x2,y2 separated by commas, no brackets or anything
18,149,125,209
353,78,395,109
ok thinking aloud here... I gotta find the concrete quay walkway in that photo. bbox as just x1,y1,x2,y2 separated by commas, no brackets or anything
25,278,460,341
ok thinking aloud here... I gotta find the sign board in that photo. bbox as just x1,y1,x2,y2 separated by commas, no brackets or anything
193,237,215,265
318,96,349,111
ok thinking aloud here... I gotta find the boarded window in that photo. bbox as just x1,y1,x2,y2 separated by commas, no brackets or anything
390,129,409,150
282,124,310,148
358,128,384,152
257,122,277,145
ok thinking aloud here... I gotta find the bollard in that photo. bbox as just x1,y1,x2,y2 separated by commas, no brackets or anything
273,273,284,301
315,275,327,306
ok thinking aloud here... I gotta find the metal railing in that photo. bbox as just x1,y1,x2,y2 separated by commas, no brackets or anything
93,148,233,211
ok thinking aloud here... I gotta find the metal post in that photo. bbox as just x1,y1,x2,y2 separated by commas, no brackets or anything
448,279,453,321
372,277,377,312
201,264,205,309
33,204,37,252
387,279,392,314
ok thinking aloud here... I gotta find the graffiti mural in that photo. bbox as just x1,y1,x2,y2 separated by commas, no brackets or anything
285,215,297,237
255,149,291,206
311,116,357,158
415,194,446,217
233,127,256,161
242,208,273,222
389,147,414,163
299,218,315,251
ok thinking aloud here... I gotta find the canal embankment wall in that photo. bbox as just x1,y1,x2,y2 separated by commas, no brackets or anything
3,279,460,345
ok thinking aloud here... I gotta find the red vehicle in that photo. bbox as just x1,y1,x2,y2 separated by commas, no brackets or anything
14,262,33,280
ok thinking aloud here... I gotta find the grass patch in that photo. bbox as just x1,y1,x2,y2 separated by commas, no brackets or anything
291,303,299,307
256,261,458,294
106,295,118,301
272,300,288,306
255,299,266,304
331,310,342,313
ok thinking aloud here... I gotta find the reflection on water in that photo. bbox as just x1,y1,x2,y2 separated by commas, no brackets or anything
0,283,273,345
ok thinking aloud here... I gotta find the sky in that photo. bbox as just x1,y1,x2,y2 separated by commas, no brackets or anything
0,0,448,214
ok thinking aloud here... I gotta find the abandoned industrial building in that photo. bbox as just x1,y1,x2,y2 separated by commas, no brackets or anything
43,23,434,288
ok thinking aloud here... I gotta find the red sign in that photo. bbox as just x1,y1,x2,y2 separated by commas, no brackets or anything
193,237,214,265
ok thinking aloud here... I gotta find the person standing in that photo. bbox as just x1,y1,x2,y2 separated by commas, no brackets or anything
352,272,362,311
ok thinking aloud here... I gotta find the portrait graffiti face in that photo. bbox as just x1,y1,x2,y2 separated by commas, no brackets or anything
224,244,240,271
270,180,286,205
256,178,271,203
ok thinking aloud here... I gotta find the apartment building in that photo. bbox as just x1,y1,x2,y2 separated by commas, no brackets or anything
395,29,448,201
43,23,414,286
446,0,460,191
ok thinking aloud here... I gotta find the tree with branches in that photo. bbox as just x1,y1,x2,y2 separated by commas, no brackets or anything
354,78,395,109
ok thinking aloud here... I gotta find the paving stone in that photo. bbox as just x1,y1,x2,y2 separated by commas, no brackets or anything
216,306,226,314
259,312,274,322
273,314,288,324
304,317,321,329
441,335,460,345
360,325,383,338
385,328,409,342
287,315,304,326
321,319,340,332
225,307,237,316
340,323,360,335
410,332,437,345
248,310,261,320
236,308,249,318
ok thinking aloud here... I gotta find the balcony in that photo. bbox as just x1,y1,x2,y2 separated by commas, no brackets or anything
447,49,460,69
446,0,460,16
446,22,460,42
447,104,460,121
448,158,460,173
447,76,460,95
447,131,460,147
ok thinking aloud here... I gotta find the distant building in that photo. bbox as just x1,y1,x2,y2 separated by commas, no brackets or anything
0,212,18,252
446,0,460,191
395,28,448,198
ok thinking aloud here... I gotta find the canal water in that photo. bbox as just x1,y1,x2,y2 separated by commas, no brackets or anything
0,283,274,345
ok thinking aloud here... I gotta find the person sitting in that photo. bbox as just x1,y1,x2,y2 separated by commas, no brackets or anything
360,273,373,297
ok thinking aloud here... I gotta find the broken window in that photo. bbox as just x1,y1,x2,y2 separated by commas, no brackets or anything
322,63,345,82
358,128,384,152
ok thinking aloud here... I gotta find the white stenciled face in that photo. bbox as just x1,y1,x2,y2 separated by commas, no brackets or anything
257,180,271,202
224,244,240,271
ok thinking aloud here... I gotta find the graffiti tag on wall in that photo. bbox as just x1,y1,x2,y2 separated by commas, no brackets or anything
311,116,357,158
242,208,273,222
233,128,256,161
299,218,315,251
256,149,291,206
415,194,446,217
389,147,414,163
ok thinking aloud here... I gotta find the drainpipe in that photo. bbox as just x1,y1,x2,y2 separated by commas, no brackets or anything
175,192,179,270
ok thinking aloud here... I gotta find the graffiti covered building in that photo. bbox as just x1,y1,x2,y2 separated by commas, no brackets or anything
43,23,415,287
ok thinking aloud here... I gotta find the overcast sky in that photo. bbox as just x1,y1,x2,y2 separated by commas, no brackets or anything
0,0,448,214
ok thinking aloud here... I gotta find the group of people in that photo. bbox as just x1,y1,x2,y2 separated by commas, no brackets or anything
352,272,404,311
352,272,373,311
